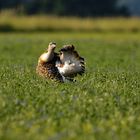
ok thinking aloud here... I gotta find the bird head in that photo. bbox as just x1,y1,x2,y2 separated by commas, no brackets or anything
47,42,56,52
38,42,56,63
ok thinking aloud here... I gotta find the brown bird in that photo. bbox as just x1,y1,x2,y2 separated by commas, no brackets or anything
36,43,85,82
36,42,63,82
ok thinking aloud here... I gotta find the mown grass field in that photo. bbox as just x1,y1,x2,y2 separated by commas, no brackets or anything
0,31,140,140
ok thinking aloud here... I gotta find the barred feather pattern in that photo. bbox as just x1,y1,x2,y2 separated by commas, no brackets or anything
36,54,63,82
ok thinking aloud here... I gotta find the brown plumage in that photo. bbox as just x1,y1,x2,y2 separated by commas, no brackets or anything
36,42,63,82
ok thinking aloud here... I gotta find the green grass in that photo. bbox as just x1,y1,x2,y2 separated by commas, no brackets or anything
0,32,140,140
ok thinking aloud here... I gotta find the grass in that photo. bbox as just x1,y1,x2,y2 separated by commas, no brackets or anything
0,12,140,32
0,31,140,140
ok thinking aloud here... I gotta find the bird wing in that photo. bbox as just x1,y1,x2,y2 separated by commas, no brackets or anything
56,45,85,77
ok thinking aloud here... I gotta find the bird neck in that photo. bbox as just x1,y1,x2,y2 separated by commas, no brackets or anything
39,50,54,63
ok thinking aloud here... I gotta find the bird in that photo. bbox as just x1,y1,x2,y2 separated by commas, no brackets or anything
36,42,64,82
36,42,85,82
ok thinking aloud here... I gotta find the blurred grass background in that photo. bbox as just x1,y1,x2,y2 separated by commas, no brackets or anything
0,11,140,32
0,0,140,140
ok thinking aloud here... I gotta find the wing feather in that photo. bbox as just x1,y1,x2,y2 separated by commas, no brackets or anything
56,45,85,77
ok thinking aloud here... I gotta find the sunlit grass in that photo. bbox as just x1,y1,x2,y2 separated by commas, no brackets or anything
0,12,140,32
